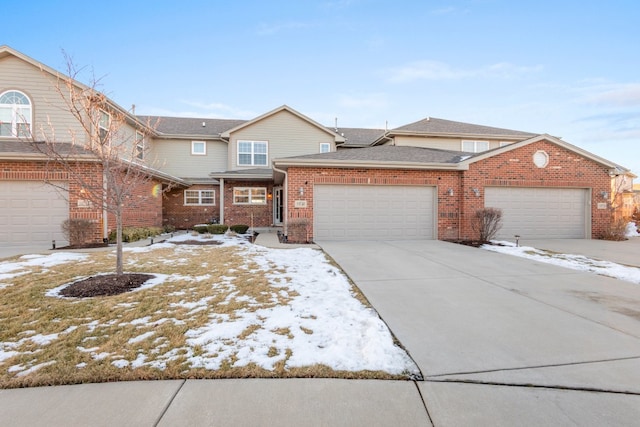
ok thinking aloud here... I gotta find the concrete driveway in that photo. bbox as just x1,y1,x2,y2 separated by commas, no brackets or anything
319,239,640,426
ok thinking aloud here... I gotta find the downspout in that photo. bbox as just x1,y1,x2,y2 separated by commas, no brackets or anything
272,164,288,237
219,178,225,224
102,168,108,241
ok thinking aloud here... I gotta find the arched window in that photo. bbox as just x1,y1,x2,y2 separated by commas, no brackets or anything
0,90,32,137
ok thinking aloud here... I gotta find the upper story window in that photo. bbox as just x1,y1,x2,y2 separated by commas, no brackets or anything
98,110,110,144
192,140,206,155
135,131,145,160
462,140,489,153
238,140,268,166
0,90,32,138
320,142,331,153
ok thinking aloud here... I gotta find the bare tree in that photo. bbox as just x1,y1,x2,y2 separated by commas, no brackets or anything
471,207,503,242
27,55,165,275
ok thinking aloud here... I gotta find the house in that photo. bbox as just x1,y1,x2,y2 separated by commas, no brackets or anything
0,45,633,248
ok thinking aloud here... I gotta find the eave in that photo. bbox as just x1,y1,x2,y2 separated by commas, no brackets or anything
272,158,467,171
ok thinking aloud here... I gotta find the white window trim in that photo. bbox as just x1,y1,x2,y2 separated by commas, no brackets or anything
237,140,268,166
192,140,206,155
184,189,216,206
233,187,267,205
462,140,489,153
98,109,111,144
135,131,145,160
0,90,32,138
319,142,331,153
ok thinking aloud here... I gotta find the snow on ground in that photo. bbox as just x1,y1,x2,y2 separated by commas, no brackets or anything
0,252,88,288
2,233,420,378
626,222,640,238
483,240,640,284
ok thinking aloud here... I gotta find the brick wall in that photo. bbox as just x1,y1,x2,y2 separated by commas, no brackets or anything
223,181,274,228
284,139,614,242
163,185,219,229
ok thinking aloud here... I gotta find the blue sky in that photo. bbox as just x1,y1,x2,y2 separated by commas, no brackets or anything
5,0,640,174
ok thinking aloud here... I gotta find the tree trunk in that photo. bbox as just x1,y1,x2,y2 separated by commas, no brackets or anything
116,209,123,276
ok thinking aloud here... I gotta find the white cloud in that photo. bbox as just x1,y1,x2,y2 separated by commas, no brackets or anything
582,83,640,107
386,60,543,83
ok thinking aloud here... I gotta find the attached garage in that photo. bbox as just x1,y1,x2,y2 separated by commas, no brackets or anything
0,181,69,247
313,184,436,240
484,187,590,239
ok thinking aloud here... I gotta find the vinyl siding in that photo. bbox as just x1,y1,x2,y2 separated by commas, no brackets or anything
228,110,335,170
393,135,516,151
149,138,227,178
0,56,85,142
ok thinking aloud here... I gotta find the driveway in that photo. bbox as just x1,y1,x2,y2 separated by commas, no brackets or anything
319,239,640,426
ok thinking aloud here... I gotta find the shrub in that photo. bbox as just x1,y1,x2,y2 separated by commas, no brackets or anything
471,208,503,242
230,224,250,234
193,225,209,234
108,226,163,243
163,224,176,233
600,218,627,241
61,219,94,245
207,224,229,234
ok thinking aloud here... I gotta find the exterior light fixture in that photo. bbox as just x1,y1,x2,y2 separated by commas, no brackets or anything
472,188,480,197
299,187,304,196
447,188,454,196
600,191,609,199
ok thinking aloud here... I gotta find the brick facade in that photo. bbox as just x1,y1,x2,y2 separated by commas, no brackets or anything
284,139,614,242
223,181,274,228
163,184,220,229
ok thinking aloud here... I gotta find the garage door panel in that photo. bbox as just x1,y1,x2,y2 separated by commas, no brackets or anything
314,184,435,241
485,187,588,239
0,181,69,247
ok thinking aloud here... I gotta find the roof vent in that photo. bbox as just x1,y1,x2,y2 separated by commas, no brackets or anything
202,121,206,127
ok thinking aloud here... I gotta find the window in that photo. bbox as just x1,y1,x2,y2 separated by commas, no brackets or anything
233,187,267,204
135,131,145,160
0,90,32,137
192,141,206,155
462,140,489,153
184,189,215,205
320,143,331,153
98,110,110,144
237,140,268,166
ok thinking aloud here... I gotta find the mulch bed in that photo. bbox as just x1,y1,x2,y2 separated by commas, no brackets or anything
59,273,155,298
55,242,110,250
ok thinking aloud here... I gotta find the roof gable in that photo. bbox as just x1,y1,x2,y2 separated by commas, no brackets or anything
220,105,345,142
461,134,625,171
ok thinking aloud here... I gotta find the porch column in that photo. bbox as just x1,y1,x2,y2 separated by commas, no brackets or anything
219,178,225,224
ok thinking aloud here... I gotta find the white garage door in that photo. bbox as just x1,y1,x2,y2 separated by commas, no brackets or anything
485,187,589,239
314,185,436,240
0,181,69,247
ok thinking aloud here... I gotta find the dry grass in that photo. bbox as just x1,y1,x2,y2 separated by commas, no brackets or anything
0,242,405,389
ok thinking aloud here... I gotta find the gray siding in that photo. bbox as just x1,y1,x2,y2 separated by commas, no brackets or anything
228,110,335,170
393,135,516,151
0,56,85,142
149,138,228,178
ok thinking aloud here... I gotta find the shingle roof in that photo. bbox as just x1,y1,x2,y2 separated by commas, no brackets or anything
333,127,387,147
280,145,471,164
392,117,537,138
139,116,247,137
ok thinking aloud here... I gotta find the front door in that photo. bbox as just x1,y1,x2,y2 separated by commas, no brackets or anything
273,186,283,224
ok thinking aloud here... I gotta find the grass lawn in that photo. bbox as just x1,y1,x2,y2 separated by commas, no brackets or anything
0,233,420,388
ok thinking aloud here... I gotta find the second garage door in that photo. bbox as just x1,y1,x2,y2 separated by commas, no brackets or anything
0,181,69,247
484,187,590,239
313,185,436,241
